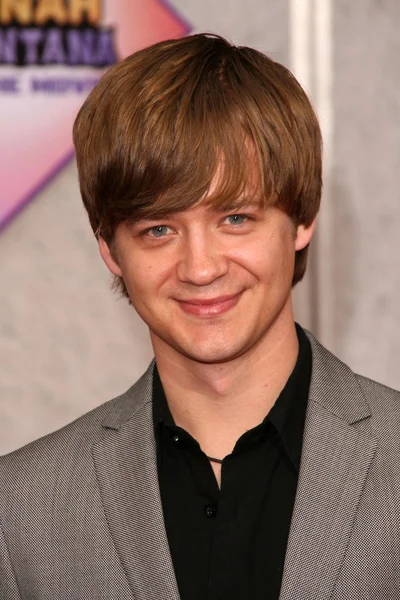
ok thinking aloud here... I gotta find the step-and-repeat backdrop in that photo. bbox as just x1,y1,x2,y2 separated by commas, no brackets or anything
1,0,400,453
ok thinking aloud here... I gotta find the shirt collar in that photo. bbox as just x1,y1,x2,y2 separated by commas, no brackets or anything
266,323,311,471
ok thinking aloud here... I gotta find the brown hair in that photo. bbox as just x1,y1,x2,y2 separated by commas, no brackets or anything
73,33,322,298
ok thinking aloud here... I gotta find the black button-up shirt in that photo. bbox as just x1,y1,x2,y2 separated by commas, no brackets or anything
153,324,312,600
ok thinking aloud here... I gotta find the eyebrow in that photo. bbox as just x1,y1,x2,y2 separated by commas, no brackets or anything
131,213,178,224
129,199,264,225
207,199,264,212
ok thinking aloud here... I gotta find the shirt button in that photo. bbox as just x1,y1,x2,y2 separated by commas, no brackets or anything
204,504,217,518
172,435,180,444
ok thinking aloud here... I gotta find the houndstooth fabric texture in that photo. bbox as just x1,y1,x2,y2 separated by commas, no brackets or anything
1,332,400,599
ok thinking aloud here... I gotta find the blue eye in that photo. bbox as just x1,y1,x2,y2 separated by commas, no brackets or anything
149,225,169,237
226,214,247,225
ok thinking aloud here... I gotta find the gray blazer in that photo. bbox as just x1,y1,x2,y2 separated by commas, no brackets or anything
1,332,400,599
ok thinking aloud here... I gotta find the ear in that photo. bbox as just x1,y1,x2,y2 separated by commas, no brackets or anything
294,218,317,251
98,237,123,277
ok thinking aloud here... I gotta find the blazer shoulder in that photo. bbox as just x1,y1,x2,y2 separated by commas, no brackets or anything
356,373,400,420
0,362,154,481
305,328,400,433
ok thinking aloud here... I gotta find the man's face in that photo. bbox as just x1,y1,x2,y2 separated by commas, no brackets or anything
100,202,314,365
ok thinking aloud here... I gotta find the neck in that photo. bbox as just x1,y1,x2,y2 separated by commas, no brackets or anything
152,312,299,460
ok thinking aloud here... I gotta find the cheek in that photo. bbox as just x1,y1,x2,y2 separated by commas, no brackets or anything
231,236,293,282
120,254,173,298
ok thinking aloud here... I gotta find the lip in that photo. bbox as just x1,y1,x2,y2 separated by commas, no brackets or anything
176,292,242,317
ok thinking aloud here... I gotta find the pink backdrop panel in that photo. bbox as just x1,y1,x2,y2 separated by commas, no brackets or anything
0,0,190,230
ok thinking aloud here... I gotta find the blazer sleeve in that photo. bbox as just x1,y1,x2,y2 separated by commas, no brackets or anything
0,520,22,600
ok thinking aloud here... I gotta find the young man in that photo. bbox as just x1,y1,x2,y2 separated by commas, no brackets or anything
1,34,399,600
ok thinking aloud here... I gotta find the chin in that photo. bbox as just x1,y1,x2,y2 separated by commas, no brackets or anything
177,340,249,365
151,323,259,365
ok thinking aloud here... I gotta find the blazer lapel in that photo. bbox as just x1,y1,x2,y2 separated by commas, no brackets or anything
279,334,378,600
91,366,180,600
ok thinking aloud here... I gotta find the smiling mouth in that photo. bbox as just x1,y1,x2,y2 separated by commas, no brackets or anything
176,292,243,317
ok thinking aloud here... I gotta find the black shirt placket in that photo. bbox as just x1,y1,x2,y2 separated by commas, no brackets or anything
154,324,312,600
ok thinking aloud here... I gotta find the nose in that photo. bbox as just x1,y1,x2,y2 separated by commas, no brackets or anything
176,232,229,286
